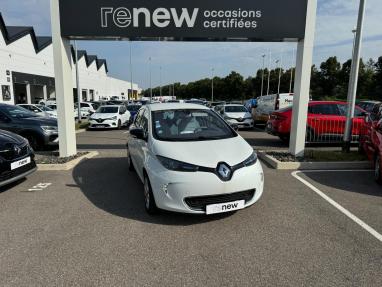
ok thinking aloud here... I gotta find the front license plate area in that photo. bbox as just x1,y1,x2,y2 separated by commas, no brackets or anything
206,200,245,215
11,157,31,170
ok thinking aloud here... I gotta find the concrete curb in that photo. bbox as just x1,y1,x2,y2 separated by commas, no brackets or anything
258,151,373,170
76,129,87,134
37,151,99,171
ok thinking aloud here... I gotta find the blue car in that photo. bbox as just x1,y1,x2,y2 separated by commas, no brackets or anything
126,105,142,122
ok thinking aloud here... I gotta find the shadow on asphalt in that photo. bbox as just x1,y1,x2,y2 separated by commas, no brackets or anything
0,178,26,193
77,144,127,150
302,171,382,197
72,157,232,225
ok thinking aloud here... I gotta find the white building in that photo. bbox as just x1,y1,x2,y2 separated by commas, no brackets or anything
0,12,140,105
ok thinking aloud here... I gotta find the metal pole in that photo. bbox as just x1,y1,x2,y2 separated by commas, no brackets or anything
74,40,81,123
267,50,271,95
343,0,367,152
261,54,265,97
289,49,295,94
211,68,214,102
129,41,133,101
149,57,152,103
276,58,282,95
159,66,162,98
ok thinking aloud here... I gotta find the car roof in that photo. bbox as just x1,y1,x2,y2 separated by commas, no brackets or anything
224,104,245,107
147,103,210,112
98,105,121,108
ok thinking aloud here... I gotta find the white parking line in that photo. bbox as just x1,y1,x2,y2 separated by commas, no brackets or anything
292,170,382,243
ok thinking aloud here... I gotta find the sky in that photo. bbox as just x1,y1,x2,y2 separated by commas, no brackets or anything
1,0,382,89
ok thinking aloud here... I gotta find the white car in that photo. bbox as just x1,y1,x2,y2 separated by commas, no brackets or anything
215,104,254,129
75,102,97,114
18,104,57,118
47,104,89,119
89,105,131,129
127,103,264,215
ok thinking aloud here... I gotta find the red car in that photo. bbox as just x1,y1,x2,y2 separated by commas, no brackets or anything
359,103,382,184
266,101,367,143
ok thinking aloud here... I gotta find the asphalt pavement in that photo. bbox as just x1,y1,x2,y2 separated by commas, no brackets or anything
0,129,381,286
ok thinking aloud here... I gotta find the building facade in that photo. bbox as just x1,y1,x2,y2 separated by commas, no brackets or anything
0,12,140,105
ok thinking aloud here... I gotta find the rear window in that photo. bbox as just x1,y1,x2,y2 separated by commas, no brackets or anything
337,104,364,117
97,106,119,113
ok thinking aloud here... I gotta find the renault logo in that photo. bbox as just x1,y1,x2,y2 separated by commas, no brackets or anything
217,163,232,181
13,145,21,155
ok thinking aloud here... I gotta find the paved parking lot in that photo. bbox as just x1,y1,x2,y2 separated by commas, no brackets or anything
0,129,381,286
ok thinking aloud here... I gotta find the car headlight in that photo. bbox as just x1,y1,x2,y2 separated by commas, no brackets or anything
243,151,258,167
41,126,58,133
157,155,199,172
108,116,118,121
244,116,253,120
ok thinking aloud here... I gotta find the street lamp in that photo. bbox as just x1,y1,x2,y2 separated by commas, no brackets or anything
149,57,152,103
129,41,133,101
159,66,162,98
261,54,266,97
267,50,271,95
343,0,367,152
211,68,215,102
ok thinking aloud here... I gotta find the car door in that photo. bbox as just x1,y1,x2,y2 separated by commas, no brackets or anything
129,108,145,179
134,109,150,180
307,103,341,141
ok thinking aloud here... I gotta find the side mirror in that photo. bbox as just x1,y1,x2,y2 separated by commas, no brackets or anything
130,128,146,140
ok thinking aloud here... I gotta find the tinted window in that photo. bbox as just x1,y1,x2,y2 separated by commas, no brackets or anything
1,105,38,118
309,104,340,115
225,106,248,113
97,107,119,114
337,104,364,117
127,105,141,112
152,109,236,142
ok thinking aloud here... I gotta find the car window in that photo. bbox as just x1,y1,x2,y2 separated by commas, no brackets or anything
152,109,236,142
1,105,38,118
142,110,149,134
309,104,340,115
97,106,119,113
337,104,364,117
225,106,248,113
135,108,145,126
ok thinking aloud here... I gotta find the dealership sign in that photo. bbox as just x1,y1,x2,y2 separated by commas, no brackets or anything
59,0,308,41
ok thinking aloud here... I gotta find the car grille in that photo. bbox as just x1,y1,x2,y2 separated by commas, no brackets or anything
96,119,105,123
0,144,29,161
0,161,36,182
184,189,255,211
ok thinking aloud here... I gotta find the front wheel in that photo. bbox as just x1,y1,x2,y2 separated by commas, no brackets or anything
375,155,382,185
143,175,158,215
117,120,122,130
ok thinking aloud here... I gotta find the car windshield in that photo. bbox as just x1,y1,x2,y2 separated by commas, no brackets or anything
225,106,248,113
185,100,205,105
97,106,119,114
37,105,54,112
127,105,141,112
2,105,38,118
152,109,236,142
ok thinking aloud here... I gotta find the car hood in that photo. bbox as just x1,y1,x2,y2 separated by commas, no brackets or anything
14,116,57,126
226,112,252,119
92,113,117,119
152,135,253,168
0,129,27,147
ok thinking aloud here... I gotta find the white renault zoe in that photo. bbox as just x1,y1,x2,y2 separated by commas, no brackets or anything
127,103,264,215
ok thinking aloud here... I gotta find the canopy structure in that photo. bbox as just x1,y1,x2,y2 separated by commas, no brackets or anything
51,0,317,157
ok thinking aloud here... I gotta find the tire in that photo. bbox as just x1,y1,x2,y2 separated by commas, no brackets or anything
117,120,122,130
279,135,290,144
127,153,135,172
143,175,158,215
23,134,40,150
374,155,382,185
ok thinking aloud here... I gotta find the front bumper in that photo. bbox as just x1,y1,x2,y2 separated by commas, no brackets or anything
147,159,264,214
0,161,37,187
89,119,118,129
227,119,254,129
43,133,59,146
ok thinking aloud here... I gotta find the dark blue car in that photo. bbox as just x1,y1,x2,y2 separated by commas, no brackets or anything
126,105,142,122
